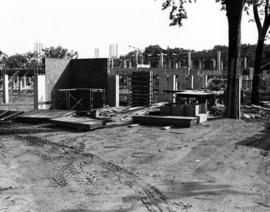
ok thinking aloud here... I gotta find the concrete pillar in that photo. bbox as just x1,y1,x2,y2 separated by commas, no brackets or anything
169,74,177,103
211,59,216,70
123,60,127,68
159,52,164,68
34,74,46,109
3,74,9,104
129,60,132,68
217,51,221,71
191,75,194,89
221,61,224,71
188,74,194,89
135,52,139,68
22,76,27,90
187,51,192,70
19,76,23,91
107,74,119,107
243,57,247,69
202,75,208,89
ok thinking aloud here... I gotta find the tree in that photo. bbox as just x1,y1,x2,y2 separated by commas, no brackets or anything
248,0,270,104
42,46,78,59
0,50,8,67
5,54,28,69
162,0,245,118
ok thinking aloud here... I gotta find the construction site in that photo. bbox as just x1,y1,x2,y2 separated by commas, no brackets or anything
0,44,270,212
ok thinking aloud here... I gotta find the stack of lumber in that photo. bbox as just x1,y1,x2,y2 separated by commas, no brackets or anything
16,110,76,123
0,110,24,121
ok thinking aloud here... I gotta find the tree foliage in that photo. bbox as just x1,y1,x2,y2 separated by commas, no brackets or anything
42,46,78,59
5,54,28,69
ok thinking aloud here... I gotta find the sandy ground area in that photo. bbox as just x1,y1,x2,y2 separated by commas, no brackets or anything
1,114,270,212
1,92,270,211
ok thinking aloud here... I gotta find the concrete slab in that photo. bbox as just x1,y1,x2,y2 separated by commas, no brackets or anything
50,117,105,131
133,115,198,128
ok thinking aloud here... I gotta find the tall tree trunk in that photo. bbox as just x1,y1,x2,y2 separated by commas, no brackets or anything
225,0,244,118
251,33,265,105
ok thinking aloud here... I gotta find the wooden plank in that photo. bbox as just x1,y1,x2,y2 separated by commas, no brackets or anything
16,110,76,123
50,117,105,131
0,111,24,121
0,111,11,119
133,115,198,128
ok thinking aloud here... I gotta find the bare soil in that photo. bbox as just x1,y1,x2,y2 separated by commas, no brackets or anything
1,94,270,211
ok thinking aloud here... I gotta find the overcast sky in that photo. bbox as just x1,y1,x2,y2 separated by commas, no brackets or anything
0,0,261,58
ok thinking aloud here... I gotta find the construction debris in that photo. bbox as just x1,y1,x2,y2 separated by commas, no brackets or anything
242,104,270,120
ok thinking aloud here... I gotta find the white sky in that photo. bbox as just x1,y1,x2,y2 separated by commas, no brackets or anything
0,0,260,58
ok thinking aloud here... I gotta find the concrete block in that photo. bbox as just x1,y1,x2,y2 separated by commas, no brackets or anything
3,74,9,104
196,113,208,123
171,104,185,116
160,105,171,115
184,104,200,116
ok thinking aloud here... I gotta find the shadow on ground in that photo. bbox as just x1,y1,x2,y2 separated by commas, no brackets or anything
122,180,255,205
236,127,270,151
59,209,131,212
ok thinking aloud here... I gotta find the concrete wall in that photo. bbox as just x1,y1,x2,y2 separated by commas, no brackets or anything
45,58,72,106
70,58,109,89
44,58,118,108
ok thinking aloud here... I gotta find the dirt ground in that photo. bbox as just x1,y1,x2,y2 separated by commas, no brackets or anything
1,94,270,211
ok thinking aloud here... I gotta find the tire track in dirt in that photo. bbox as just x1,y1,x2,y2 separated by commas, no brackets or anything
15,135,173,212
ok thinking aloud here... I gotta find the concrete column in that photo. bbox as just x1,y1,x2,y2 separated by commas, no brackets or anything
168,74,177,103
22,76,27,90
217,51,221,71
189,75,194,89
191,75,194,89
202,75,208,89
3,74,9,104
123,60,127,68
187,51,192,71
19,76,23,91
211,59,216,70
221,61,224,71
243,57,247,69
159,53,164,69
135,52,139,68
107,74,119,107
34,74,46,109
129,60,132,68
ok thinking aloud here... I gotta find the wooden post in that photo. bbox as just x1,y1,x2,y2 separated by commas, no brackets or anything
3,73,9,104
